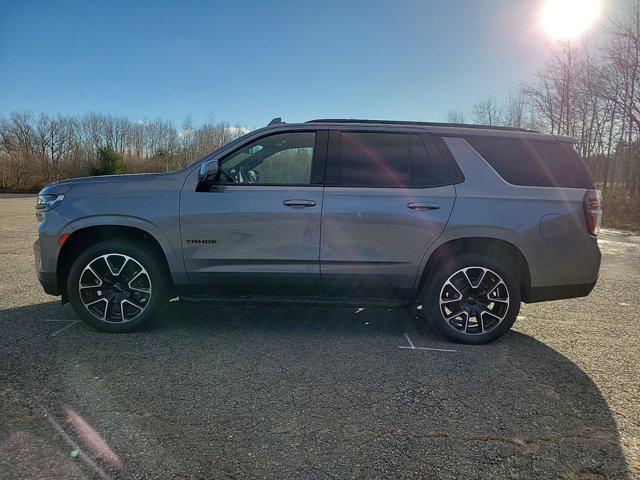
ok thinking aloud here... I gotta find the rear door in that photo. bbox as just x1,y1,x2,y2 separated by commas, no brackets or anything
180,128,328,292
320,129,457,294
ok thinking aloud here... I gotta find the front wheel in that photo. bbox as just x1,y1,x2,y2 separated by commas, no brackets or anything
419,253,521,344
67,240,168,332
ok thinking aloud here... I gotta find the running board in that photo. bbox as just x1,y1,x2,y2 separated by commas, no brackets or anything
179,294,413,308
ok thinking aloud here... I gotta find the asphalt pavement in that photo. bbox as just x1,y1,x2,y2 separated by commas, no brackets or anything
0,195,638,479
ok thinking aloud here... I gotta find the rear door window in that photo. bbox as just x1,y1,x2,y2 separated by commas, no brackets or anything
340,132,409,187
410,134,456,186
466,137,594,188
337,132,455,188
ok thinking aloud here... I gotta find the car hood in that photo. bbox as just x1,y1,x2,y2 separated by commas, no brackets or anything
39,173,170,196
52,173,161,187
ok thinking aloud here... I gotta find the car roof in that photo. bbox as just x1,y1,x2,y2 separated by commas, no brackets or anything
263,118,577,143
307,118,537,133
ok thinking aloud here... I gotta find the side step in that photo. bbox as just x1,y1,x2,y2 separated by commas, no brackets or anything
179,293,414,308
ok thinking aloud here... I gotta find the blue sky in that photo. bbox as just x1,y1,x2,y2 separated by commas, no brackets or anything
0,0,614,129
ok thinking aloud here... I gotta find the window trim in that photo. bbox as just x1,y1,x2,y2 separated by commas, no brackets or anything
325,129,463,189
202,129,327,189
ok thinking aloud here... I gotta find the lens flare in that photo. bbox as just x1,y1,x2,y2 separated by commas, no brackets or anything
541,0,601,40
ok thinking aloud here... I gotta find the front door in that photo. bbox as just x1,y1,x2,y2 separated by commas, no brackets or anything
180,129,327,293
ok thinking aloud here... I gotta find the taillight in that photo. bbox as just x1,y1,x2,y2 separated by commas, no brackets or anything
583,189,602,236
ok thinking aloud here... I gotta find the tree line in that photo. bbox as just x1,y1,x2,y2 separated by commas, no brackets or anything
0,112,247,190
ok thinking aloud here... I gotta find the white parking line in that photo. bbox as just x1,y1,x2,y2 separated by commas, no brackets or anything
399,333,457,353
403,333,415,349
50,320,79,337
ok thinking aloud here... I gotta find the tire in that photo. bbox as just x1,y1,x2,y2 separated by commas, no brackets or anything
419,252,521,344
67,239,168,332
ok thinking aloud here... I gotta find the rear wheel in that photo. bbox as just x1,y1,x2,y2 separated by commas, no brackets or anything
67,240,168,332
419,253,521,344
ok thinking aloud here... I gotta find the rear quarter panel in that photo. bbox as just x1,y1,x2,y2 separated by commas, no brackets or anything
417,137,599,289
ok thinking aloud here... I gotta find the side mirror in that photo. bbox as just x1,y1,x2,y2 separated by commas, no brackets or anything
196,160,219,191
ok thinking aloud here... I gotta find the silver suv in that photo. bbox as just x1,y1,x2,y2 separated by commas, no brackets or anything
33,119,602,344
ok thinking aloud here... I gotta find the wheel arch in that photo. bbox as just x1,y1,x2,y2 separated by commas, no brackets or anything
57,221,178,301
415,236,532,301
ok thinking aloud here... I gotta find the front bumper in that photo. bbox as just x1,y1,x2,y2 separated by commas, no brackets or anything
34,239,60,296
34,205,71,297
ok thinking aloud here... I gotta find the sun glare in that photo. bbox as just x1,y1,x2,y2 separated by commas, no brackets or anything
541,0,601,40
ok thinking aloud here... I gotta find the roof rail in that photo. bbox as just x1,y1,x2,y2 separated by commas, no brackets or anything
306,118,537,133
267,117,283,126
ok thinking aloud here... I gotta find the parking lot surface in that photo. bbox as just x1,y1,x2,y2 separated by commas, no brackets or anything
0,195,638,479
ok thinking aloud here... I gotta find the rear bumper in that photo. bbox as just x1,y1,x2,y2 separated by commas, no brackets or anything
520,236,600,303
525,278,597,303
522,239,601,288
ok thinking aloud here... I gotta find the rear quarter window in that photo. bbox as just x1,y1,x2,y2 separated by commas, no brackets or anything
466,137,594,189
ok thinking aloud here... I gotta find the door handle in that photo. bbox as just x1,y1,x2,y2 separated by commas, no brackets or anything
283,199,317,208
407,202,440,211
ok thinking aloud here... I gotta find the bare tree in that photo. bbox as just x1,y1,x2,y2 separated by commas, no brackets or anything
471,95,503,125
0,110,246,191
445,109,466,124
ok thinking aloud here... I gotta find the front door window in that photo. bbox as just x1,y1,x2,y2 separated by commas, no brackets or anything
220,132,316,185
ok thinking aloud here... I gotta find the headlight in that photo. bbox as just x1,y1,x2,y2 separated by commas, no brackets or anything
36,194,65,211
36,183,73,213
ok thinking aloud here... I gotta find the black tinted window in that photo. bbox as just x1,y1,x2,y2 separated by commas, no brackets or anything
340,132,409,187
410,134,454,186
338,132,454,188
562,143,595,188
467,137,594,188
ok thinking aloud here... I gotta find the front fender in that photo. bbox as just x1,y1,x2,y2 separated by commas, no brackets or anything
67,215,187,285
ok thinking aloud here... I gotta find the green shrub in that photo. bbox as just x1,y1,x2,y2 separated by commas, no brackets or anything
90,146,128,176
